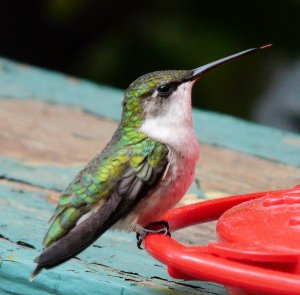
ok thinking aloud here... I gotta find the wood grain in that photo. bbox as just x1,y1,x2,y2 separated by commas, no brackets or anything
0,100,116,165
198,143,300,196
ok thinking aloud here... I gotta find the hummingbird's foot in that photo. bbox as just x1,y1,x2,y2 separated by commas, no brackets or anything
136,221,171,250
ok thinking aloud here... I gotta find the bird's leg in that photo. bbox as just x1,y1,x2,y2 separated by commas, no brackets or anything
135,221,171,250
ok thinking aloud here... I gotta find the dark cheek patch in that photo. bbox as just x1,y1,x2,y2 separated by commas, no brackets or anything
142,95,169,118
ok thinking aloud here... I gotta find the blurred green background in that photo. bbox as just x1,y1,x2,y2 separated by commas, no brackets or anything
0,0,299,132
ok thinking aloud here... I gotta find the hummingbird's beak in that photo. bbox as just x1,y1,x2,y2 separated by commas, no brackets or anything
190,44,272,80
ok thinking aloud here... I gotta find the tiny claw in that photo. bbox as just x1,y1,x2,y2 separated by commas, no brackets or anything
136,233,145,250
135,221,171,250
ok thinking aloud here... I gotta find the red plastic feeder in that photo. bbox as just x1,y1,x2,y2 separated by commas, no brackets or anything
144,185,300,295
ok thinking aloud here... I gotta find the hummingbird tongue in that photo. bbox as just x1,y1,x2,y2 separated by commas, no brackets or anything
190,44,272,80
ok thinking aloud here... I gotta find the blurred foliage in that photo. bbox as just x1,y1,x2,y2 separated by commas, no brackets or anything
0,0,299,127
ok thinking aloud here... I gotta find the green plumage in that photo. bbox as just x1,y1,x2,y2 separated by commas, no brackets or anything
43,127,168,248
42,70,191,248
33,68,193,280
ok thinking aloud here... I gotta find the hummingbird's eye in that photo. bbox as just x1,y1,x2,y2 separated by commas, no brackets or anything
157,83,177,97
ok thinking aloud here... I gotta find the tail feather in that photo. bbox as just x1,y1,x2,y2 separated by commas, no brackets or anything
30,264,43,282
31,189,126,273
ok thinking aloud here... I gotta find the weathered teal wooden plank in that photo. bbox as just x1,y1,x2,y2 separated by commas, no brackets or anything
0,157,78,191
0,58,122,121
0,57,299,167
0,184,225,294
1,240,178,295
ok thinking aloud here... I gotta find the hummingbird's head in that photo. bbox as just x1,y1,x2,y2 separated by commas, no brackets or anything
121,45,271,133
123,69,192,122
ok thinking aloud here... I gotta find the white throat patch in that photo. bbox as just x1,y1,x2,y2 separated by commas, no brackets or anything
140,82,198,153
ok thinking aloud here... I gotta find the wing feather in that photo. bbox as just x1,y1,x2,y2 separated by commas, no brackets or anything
33,140,168,275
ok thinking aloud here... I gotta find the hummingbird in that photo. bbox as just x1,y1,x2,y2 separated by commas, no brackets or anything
31,44,271,281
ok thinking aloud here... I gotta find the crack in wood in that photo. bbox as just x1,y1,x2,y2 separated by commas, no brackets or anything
0,175,61,193
16,241,36,249
0,234,36,250
0,179,60,202
86,260,208,292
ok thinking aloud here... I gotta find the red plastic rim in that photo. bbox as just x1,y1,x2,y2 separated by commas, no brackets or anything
144,186,300,295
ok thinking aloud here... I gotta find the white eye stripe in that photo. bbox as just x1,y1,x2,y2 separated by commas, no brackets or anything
151,90,158,98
